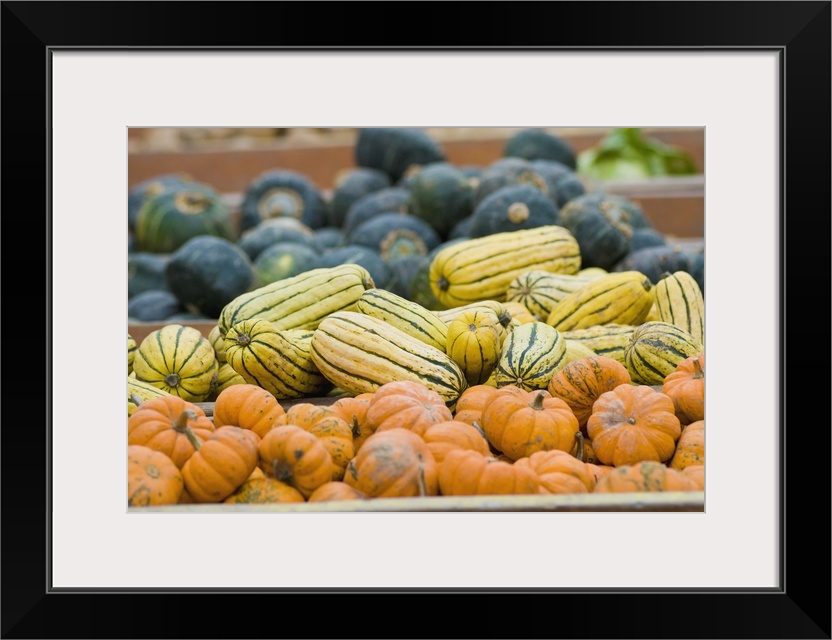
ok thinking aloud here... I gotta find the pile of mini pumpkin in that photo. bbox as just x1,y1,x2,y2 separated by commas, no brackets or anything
128,351,704,506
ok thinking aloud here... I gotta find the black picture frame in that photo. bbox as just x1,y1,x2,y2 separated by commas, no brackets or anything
3,2,829,638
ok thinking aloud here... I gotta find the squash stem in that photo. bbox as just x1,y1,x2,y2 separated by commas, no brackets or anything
417,465,427,497
172,410,202,450
129,393,144,407
573,431,585,462
692,359,704,379
530,391,547,410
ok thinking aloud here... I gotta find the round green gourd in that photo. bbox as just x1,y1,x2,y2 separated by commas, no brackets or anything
473,157,551,208
355,127,446,182
385,254,425,300
239,169,328,232
342,186,410,237
406,162,475,238
346,212,442,261
314,245,394,292
467,184,560,238
253,241,320,286
128,252,171,299
503,128,577,169
135,185,235,254
529,159,586,207
328,167,391,228
236,218,319,260
128,173,193,232
558,193,640,271
165,236,257,319
127,290,184,322
313,226,346,250
613,245,692,285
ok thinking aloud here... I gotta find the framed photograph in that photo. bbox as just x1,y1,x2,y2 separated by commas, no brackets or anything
4,1,828,638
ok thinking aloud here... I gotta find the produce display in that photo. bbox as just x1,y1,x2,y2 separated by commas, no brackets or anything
127,127,705,509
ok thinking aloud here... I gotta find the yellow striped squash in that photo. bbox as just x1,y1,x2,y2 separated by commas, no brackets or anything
506,270,597,320
217,263,375,336
546,271,655,331
428,225,581,308
127,376,173,416
624,321,705,385
128,333,137,375
445,309,503,386
224,319,331,399
310,311,467,405
356,288,448,351
208,362,248,400
208,324,227,364
435,300,512,346
132,324,217,401
560,324,637,365
493,321,567,391
562,339,598,365
654,270,705,343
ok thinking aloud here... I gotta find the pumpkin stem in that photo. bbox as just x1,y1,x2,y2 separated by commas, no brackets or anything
471,421,488,441
348,416,362,440
692,358,704,379
530,391,547,410
172,410,202,450
572,431,585,462
129,393,144,407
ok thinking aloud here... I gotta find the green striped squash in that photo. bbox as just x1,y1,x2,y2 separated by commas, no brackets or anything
356,288,448,351
131,325,217,401
218,263,375,336
624,321,705,385
310,311,467,405
224,319,331,400
428,225,581,308
493,321,567,391
445,309,503,386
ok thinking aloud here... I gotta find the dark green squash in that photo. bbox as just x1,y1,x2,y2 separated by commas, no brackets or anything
467,184,560,238
164,312,214,322
355,127,446,182
127,173,193,232
558,193,641,270
134,185,235,254
630,227,667,251
581,192,653,229
253,241,320,286
128,252,171,299
385,254,425,299
346,212,442,261
165,236,257,319
342,186,410,237
236,217,319,260
473,157,551,208
127,289,184,322
328,167,391,228
239,169,328,232
448,215,474,240
529,160,586,207
314,226,346,250
613,245,692,284
314,245,394,291
503,128,577,169
406,162,475,238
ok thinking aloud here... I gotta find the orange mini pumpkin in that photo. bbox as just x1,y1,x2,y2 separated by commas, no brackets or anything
127,445,184,506
213,384,285,439
127,396,215,469
258,425,334,499
278,403,355,481
224,477,305,504
593,460,700,493
329,393,375,451
514,449,596,494
307,481,368,502
662,353,705,424
586,384,681,467
452,384,526,426
421,420,492,464
438,449,540,496
344,428,438,498
181,425,260,503
546,356,632,429
365,380,453,437
479,389,580,461
668,420,704,471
